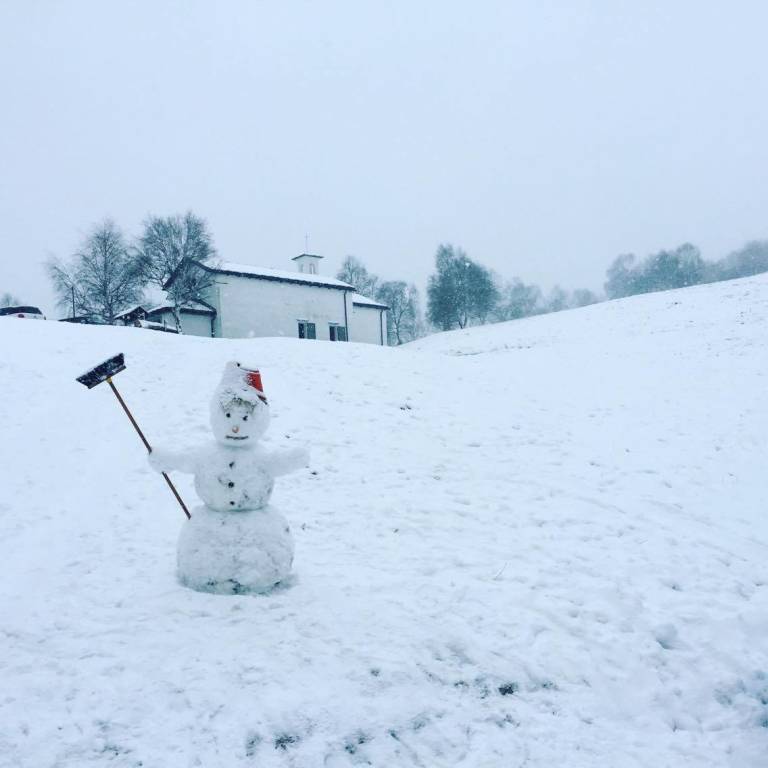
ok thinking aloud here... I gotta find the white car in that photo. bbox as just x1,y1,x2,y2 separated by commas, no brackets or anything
0,305,46,320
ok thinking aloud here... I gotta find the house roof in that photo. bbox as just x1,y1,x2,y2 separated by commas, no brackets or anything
114,304,147,319
208,261,353,290
351,293,389,310
146,299,216,316
291,253,324,261
164,259,354,291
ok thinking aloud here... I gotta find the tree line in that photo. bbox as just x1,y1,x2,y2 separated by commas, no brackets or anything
46,213,217,324
424,238,768,332
604,240,768,299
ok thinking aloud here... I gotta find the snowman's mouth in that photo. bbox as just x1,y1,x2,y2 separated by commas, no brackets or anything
226,435,249,441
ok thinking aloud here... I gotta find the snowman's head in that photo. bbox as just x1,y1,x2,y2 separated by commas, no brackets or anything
210,395,270,446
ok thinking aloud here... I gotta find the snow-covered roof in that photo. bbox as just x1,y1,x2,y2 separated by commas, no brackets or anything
146,300,216,315
202,261,354,291
114,304,147,318
351,293,389,310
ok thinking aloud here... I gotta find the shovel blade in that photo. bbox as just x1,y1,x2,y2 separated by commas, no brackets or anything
77,353,126,388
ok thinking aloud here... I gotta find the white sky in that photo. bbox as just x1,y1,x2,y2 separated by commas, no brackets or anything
2,1,767,315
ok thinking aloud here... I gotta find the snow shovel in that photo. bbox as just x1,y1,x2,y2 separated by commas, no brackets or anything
76,353,191,519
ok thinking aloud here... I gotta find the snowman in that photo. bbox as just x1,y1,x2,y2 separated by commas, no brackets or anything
149,361,308,594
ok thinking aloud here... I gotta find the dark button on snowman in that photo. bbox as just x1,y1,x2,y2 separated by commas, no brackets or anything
149,361,308,594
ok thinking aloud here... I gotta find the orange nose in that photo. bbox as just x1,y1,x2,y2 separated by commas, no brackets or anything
232,425,240,433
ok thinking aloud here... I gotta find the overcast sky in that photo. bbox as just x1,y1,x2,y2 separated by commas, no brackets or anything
1,1,767,315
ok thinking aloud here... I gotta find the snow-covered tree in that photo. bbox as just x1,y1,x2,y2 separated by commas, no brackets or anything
427,244,498,330
570,288,600,308
604,253,637,299
642,243,705,293
493,278,542,321
605,244,705,298
545,285,570,313
712,240,768,281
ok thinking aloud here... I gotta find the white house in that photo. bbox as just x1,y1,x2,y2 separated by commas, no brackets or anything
163,254,388,345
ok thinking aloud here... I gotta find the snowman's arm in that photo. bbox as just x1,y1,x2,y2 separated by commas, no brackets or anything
263,446,310,477
148,445,198,475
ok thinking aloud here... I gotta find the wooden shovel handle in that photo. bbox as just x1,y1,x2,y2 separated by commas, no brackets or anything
107,378,191,519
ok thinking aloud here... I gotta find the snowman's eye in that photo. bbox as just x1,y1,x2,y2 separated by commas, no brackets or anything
226,413,231,418
243,415,248,421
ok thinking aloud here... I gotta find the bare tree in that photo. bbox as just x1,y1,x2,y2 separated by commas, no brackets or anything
163,259,219,318
376,281,420,344
47,220,143,323
1,292,21,307
336,255,379,297
135,211,218,324
135,212,216,287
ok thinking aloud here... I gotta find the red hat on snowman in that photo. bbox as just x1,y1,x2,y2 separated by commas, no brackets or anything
216,361,268,407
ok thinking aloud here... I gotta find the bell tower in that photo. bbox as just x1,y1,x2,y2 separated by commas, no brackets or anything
292,253,323,275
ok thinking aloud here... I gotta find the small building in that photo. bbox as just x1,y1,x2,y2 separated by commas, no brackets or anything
350,293,389,345
114,305,148,326
145,300,217,336
163,254,388,344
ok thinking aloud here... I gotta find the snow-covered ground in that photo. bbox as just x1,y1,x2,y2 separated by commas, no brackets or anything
1,276,767,767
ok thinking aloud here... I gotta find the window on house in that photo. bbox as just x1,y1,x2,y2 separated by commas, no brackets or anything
329,325,347,342
308,263,317,274
298,321,316,339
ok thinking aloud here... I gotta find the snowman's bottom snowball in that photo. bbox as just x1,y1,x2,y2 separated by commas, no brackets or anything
177,505,294,594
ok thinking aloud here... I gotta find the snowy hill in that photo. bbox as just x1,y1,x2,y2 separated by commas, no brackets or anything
1,276,767,767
